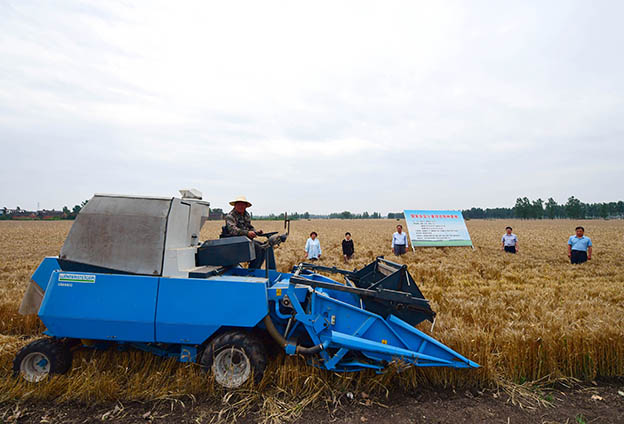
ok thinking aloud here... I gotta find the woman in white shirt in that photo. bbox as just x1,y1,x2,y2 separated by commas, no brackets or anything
304,231,322,261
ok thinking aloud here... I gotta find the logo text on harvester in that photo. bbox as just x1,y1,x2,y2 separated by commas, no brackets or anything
58,273,96,285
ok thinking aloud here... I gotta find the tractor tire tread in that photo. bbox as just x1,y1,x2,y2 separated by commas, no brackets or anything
13,338,73,378
200,330,267,386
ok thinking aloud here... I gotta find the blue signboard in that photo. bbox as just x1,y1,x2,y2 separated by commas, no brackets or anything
403,210,473,248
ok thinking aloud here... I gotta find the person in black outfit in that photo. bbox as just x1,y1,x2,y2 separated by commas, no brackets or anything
342,232,354,263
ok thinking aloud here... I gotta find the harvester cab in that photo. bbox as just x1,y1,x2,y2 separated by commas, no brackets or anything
15,190,478,388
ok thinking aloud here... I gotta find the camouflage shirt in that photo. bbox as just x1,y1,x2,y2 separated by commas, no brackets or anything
224,208,256,236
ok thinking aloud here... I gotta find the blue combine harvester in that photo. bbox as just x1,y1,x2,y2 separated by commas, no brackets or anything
15,190,478,388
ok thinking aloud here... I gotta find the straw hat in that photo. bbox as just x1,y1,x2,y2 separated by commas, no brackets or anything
229,196,252,207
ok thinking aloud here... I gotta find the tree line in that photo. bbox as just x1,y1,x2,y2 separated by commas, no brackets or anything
212,210,399,221
251,211,385,220
1,200,88,220
462,197,624,220
251,197,624,221
5,196,623,221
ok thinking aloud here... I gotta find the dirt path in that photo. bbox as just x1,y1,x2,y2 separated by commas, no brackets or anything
2,380,623,423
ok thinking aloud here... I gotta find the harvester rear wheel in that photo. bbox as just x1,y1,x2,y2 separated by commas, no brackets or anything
200,331,267,389
13,338,72,382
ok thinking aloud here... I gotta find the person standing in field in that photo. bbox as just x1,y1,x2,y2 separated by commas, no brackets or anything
342,232,354,263
568,226,592,264
501,226,519,254
392,224,408,256
305,231,322,261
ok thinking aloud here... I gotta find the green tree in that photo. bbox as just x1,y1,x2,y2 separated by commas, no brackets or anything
565,196,584,219
531,198,544,219
608,202,619,216
514,197,531,219
545,198,558,219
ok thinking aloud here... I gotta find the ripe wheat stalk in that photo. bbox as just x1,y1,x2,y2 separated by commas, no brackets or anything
0,219,622,419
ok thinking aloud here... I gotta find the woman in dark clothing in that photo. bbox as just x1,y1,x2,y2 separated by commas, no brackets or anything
342,232,354,263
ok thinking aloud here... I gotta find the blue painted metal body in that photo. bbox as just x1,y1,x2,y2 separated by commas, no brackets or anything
40,271,158,342
31,257,61,292
155,275,269,344
32,256,478,372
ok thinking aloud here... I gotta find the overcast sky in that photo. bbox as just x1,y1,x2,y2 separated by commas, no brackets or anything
1,1,623,214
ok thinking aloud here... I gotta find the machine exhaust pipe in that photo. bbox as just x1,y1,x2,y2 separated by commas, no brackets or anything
263,315,323,355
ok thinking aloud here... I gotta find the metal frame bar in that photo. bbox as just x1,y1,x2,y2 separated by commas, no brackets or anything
297,262,357,277
289,275,433,314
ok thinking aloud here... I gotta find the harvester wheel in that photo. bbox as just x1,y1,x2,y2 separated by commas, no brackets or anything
200,331,267,389
13,338,72,382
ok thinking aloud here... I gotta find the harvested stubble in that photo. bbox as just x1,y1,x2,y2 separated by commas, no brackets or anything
0,219,623,413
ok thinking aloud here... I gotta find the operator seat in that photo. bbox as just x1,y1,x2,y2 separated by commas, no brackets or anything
217,226,272,270
219,225,232,239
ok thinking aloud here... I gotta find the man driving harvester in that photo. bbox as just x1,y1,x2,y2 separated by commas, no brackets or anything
223,196,267,269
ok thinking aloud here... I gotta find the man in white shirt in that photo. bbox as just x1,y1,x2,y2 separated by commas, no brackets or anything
501,226,519,254
392,225,408,256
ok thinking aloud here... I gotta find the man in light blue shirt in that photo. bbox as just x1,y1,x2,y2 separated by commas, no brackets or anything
501,226,519,254
567,226,592,264
392,225,408,256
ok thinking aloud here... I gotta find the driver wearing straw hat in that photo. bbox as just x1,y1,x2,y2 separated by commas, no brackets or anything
224,196,265,269
224,196,263,239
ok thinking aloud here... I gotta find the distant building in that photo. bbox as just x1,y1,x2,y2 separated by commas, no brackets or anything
38,209,66,219
208,209,224,220
12,210,37,219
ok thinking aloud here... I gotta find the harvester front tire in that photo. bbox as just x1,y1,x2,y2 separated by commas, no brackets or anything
200,331,267,389
13,338,72,382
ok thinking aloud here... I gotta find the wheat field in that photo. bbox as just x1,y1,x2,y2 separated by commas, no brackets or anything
0,219,623,416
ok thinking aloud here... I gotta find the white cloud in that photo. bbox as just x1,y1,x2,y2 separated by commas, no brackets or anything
231,138,385,160
1,0,623,212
